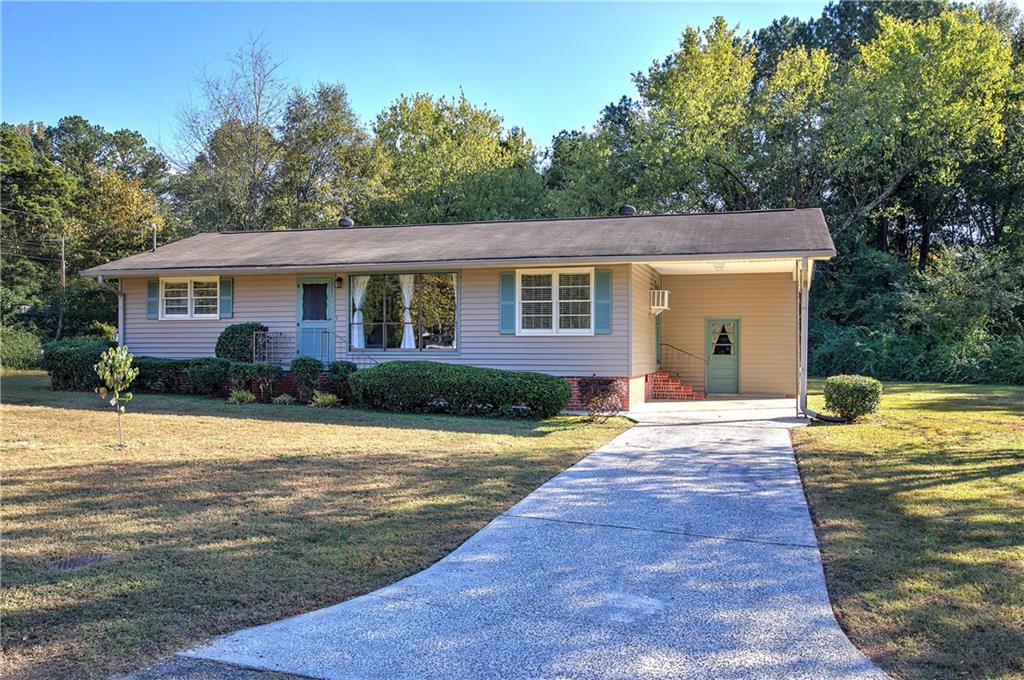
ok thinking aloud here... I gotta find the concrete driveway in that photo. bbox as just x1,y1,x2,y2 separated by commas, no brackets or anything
181,402,885,679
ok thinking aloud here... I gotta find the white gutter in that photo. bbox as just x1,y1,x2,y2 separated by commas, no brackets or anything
81,249,836,279
96,275,125,347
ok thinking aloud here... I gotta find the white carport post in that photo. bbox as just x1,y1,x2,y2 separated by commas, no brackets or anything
798,257,811,417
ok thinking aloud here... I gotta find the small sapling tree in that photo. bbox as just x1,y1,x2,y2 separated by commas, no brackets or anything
94,345,140,447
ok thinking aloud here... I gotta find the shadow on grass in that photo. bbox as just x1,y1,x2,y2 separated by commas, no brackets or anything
0,372,585,438
799,440,1024,679
2,442,596,679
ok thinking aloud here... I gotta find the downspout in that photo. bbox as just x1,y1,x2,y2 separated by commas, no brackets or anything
96,275,125,347
797,258,846,423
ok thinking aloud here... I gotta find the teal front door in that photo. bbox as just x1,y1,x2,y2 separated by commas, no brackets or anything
296,277,334,364
706,318,739,393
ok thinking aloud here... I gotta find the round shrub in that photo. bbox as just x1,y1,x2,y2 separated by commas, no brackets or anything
186,357,232,395
327,360,358,403
348,361,572,419
41,337,116,391
823,375,883,421
1,326,42,369
215,322,268,363
290,356,322,402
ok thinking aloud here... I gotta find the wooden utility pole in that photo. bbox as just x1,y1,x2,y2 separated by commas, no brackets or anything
54,233,67,340
60,234,66,289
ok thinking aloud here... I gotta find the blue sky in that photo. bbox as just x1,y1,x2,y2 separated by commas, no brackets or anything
2,2,830,154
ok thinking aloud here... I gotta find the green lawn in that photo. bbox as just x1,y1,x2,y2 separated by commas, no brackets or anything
1,371,629,679
793,381,1024,680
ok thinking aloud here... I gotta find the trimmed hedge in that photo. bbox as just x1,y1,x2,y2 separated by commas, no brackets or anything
215,322,267,363
290,356,322,402
41,337,116,391
327,360,358,403
186,357,232,395
135,357,189,392
823,374,883,421
1,326,43,369
348,361,572,419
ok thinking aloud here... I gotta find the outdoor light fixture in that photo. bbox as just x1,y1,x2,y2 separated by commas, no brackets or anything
335,276,344,288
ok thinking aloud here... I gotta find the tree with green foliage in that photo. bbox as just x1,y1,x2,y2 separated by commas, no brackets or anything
367,93,545,224
173,37,288,231
634,17,757,212
94,345,139,447
750,47,834,208
827,8,1015,267
275,83,380,228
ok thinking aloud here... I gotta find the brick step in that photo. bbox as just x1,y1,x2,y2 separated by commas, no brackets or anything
650,383,693,391
647,370,704,401
651,394,704,401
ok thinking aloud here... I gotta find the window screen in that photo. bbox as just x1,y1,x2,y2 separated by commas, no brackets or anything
302,283,329,321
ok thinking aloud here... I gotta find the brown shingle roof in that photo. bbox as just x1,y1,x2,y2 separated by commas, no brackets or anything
81,208,834,276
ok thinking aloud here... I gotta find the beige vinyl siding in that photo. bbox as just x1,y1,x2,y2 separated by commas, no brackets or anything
121,274,299,358
122,267,631,376
629,264,661,377
659,272,797,395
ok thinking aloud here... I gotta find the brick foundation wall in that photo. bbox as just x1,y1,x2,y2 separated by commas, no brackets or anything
272,371,331,397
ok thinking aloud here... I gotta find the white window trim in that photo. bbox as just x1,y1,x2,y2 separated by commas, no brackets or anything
515,267,594,336
159,277,219,320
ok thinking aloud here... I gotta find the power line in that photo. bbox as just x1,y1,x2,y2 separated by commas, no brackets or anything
4,252,62,263
1,205,156,235
3,239,55,248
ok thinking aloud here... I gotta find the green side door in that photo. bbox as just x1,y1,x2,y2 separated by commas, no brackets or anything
706,318,739,394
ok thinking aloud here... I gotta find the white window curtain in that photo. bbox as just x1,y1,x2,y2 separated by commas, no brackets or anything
399,274,416,349
350,275,369,349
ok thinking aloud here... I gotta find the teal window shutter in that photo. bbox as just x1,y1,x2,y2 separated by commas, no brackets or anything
146,280,159,319
219,277,234,319
499,272,516,335
594,269,612,334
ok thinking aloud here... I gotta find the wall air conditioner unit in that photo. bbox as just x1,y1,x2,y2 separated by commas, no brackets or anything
650,289,671,315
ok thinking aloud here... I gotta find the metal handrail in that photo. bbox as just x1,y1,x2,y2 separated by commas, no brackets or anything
252,330,380,368
660,342,706,365
659,342,706,391
335,332,380,368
